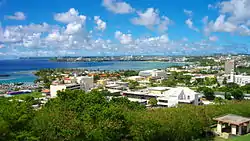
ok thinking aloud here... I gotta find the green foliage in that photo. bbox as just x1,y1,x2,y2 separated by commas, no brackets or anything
231,89,244,100
225,92,232,100
3,88,250,141
123,70,139,77
222,77,227,85
128,80,139,90
148,98,158,106
202,87,215,100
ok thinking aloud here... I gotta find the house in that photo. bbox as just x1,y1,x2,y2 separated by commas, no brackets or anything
214,114,250,137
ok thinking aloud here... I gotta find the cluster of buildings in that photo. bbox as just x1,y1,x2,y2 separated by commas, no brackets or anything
48,69,201,108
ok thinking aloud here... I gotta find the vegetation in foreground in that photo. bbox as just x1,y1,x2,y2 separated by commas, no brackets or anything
1,90,250,141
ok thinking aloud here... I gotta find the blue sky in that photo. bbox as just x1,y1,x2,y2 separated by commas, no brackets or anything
0,0,250,58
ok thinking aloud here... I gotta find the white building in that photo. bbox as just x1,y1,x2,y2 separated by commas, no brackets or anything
122,87,200,107
50,76,94,98
225,60,235,74
139,69,167,78
50,84,81,98
228,72,250,86
76,76,94,91
157,87,200,107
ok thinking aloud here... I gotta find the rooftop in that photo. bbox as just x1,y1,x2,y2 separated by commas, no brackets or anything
213,114,250,125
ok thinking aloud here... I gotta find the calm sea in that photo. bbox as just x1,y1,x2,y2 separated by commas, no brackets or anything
0,59,186,83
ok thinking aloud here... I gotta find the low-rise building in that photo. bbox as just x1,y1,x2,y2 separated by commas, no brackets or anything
122,87,200,107
148,87,170,94
228,72,250,86
139,69,167,78
127,76,144,81
50,83,81,98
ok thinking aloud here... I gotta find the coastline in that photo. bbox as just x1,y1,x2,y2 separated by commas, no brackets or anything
0,60,187,84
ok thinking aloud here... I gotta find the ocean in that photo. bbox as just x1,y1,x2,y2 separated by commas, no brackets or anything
0,59,186,83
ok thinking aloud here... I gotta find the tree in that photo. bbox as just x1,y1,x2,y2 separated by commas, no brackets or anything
241,83,250,93
202,87,215,100
226,82,239,89
128,80,139,90
214,97,224,105
231,89,244,100
222,77,227,85
225,92,232,100
161,79,177,87
148,98,158,106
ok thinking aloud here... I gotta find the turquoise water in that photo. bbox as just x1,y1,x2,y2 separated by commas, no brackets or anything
0,59,186,83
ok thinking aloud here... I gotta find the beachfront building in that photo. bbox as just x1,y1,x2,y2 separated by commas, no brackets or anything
214,114,250,138
139,69,167,79
228,72,250,86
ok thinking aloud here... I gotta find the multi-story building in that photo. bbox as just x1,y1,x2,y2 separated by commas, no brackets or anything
225,60,235,74
228,72,250,86
50,83,81,98
50,76,94,98
122,87,200,107
139,69,167,78
76,76,94,91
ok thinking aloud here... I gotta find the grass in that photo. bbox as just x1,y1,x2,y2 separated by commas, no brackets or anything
11,92,43,100
228,134,250,141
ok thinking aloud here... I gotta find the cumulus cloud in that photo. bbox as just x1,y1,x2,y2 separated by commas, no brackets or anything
94,16,107,31
115,31,132,44
54,8,86,24
185,18,199,32
204,0,250,36
131,8,171,32
102,0,134,14
183,9,199,32
219,0,250,24
209,36,218,42
131,8,160,27
5,12,26,20
184,9,193,17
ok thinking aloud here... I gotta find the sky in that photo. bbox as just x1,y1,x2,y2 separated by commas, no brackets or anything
0,0,250,58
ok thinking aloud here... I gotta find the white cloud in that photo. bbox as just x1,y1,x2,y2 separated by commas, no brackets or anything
185,18,199,32
158,16,171,32
238,25,250,36
64,22,83,34
94,16,107,31
102,0,134,14
131,8,171,32
184,9,193,17
184,9,199,32
209,36,218,42
207,15,237,34
115,31,132,44
5,12,26,20
182,37,188,42
131,8,160,27
219,0,250,24
54,8,86,24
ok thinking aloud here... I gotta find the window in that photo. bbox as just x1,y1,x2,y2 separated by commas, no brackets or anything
187,95,190,100
158,100,168,103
